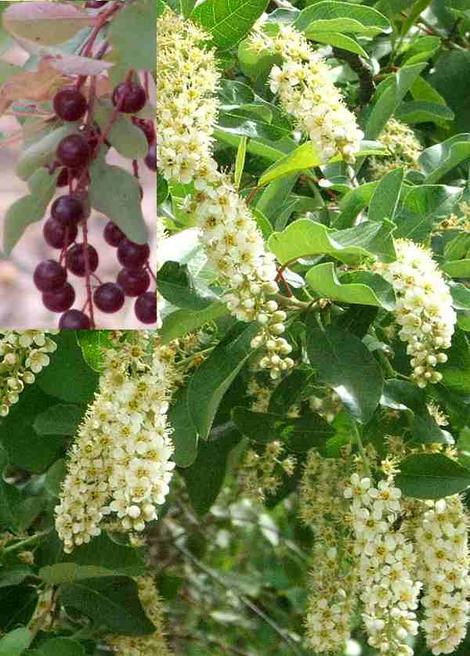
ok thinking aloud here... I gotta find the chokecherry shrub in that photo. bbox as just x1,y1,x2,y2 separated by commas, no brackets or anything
154,1,470,655
0,0,156,328
0,1,470,656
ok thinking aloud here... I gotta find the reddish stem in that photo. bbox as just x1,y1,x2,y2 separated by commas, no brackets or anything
82,222,96,329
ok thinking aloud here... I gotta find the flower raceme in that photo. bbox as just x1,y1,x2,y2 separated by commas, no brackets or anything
107,576,172,656
249,25,364,163
415,496,470,655
0,331,57,417
374,239,456,387
157,10,293,379
55,334,175,553
345,473,421,655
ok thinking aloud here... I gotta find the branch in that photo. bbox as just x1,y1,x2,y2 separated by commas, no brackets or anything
332,47,376,107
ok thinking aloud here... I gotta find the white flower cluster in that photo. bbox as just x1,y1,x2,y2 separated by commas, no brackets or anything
249,25,363,163
157,9,219,185
415,495,470,654
158,10,293,378
195,173,293,378
108,576,172,656
55,334,175,553
345,474,421,655
375,239,456,387
370,118,422,179
301,450,358,654
0,331,57,417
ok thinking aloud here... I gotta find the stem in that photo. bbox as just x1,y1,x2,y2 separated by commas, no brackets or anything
353,422,371,478
82,222,96,329
332,47,376,106
2,529,52,554
174,542,304,656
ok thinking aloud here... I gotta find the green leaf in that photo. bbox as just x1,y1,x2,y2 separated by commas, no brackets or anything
60,577,154,635
94,100,149,159
308,31,367,57
418,133,470,183
295,1,390,37
395,100,454,124
33,404,84,436
40,563,128,585
440,330,470,394
232,407,333,451
191,0,268,50
306,263,396,310
168,388,198,468
37,638,84,656
428,50,470,134
0,386,64,473
366,63,426,140
368,167,404,222
268,218,396,266
158,261,215,310
16,126,76,180
3,3,91,45
336,181,377,228
109,0,155,70
0,586,37,632
89,160,148,245
37,332,99,404
396,453,470,499
45,459,66,497
181,424,241,515
0,445,20,531
69,532,145,577
188,323,259,439
442,259,470,278
306,317,383,423
76,331,113,373
259,142,322,186
0,628,31,656
394,184,462,242
3,168,59,254
234,136,247,189
159,303,228,343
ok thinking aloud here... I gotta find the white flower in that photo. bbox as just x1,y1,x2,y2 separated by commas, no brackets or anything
249,25,363,163
346,474,421,653
158,9,293,378
415,495,470,654
0,331,57,417
374,239,456,387
55,335,176,553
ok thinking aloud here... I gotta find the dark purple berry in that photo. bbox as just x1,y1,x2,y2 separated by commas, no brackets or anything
66,243,99,277
117,268,150,297
85,1,109,7
59,309,91,329
51,195,84,226
94,282,125,313
135,292,156,324
43,218,77,249
112,82,147,114
57,134,90,168
53,88,87,122
103,221,124,247
33,260,67,292
42,283,75,312
117,239,150,270
144,143,156,172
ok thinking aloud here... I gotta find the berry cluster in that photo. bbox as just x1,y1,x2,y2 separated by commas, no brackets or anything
32,82,156,328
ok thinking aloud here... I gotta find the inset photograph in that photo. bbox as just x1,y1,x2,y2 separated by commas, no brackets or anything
0,0,156,329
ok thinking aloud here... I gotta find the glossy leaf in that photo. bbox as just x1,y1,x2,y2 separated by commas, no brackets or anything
306,263,396,310
306,317,383,423
396,453,470,499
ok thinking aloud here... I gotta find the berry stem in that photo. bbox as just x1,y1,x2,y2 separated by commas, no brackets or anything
145,262,157,284
82,222,96,329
